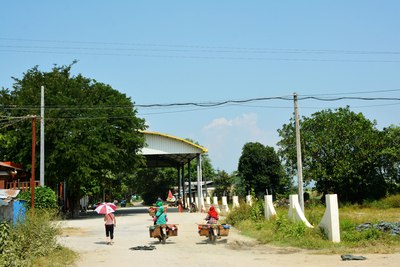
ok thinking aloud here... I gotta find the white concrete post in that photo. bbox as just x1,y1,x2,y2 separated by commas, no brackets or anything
319,194,340,242
232,196,240,208
205,196,211,210
264,195,277,219
246,195,252,206
288,194,313,228
213,196,220,213
221,196,230,213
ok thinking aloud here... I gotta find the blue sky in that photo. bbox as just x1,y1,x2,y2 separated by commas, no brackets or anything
1,1,400,174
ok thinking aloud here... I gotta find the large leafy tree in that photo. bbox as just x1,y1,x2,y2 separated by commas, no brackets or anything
0,63,146,216
212,170,235,197
277,107,389,203
237,142,290,198
134,167,177,205
380,125,400,193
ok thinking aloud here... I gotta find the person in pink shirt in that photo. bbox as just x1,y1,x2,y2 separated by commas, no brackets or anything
104,213,116,245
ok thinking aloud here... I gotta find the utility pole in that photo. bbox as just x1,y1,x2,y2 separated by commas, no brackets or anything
31,116,37,209
40,86,45,186
293,92,304,212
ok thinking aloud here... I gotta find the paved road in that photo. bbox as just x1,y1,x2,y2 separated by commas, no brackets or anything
59,206,400,267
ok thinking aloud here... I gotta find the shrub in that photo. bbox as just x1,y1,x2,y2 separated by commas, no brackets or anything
226,203,252,225
376,194,400,208
17,186,58,210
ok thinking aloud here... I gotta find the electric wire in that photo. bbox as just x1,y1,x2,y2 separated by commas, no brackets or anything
1,37,400,55
1,49,399,63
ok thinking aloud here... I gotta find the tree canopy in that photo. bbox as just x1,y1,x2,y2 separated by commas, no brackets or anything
277,107,399,203
0,63,146,215
237,142,291,197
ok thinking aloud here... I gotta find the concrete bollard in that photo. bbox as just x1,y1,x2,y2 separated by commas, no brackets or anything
288,194,313,228
246,195,252,206
232,196,240,208
205,196,211,210
221,196,230,214
264,195,277,219
319,194,340,242
213,196,221,213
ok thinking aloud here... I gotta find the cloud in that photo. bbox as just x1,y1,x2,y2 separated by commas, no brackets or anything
201,113,277,173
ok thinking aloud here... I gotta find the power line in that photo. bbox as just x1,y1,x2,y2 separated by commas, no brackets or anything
2,49,400,63
301,89,400,96
1,95,400,112
1,37,400,55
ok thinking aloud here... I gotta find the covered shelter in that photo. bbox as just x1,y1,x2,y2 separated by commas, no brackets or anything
140,131,208,210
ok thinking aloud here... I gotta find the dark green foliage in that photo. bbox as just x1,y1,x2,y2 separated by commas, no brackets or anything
237,142,291,197
213,170,234,197
134,168,177,205
278,107,399,203
17,186,58,209
0,63,146,215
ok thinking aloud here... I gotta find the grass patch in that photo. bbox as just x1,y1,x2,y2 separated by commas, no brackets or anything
226,196,400,254
31,245,78,267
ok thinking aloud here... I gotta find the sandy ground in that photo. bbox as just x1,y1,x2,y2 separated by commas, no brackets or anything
58,206,400,267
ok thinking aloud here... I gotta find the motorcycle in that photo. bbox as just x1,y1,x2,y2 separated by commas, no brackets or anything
149,224,178,244
197,223,230,243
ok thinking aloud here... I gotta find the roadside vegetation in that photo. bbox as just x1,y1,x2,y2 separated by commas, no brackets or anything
225,194,400,254
0,209,77,266
0,187,77,266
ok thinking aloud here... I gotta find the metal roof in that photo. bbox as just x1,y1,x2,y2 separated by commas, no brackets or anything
0,189,20,206
140,131,208,168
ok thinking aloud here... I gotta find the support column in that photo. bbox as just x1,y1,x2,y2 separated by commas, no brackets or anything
196,154,205,212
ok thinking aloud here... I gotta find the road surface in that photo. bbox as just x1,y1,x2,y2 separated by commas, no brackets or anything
58,206,400,267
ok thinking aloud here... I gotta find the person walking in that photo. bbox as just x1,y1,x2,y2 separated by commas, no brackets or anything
104,212,116,245
177,197,183,213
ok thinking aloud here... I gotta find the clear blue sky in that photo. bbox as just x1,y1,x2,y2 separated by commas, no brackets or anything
1,1,399,174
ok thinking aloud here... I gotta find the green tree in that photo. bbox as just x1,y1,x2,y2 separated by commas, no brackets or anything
237,142,290,198
212,170,234,197
134,168,177,205
277,107,387,203
380,125,400,194
0,63,146,216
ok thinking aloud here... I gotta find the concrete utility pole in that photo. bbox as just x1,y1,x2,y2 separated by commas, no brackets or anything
294,92,305,212
31,116,37,209
40,86,45,186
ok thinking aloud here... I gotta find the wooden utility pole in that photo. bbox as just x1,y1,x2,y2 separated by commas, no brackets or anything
293,93,304,212
31,116,36,209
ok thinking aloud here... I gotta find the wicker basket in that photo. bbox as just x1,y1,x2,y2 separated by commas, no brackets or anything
149,226,161,237
198,224,210,236
167,224,178,236
218,224,230,236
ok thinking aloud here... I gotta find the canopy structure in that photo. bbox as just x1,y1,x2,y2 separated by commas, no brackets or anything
140,131,208,211
140,131,208,167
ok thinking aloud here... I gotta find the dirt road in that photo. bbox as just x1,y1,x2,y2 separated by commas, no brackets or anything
59,206,400,267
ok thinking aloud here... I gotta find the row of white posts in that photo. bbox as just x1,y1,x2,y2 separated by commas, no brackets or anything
188,194,340,243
